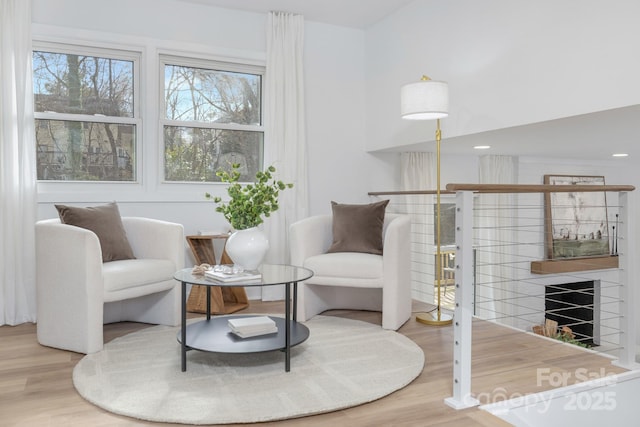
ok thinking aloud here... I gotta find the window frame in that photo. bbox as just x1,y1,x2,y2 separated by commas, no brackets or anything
33,41,143,185
159,54,265,185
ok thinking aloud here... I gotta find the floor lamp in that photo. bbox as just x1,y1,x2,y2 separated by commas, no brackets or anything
401,75,453,326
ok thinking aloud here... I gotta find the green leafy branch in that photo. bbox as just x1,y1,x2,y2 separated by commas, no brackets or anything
206,163,293,230
554,332,591,348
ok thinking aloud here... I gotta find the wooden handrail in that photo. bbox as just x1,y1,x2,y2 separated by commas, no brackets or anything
369,183,635,196
446,183,635,193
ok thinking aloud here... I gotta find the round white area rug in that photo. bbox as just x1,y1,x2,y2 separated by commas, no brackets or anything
73,315,424,424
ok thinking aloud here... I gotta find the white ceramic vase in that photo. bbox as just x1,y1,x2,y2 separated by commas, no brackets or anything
224,227,269,271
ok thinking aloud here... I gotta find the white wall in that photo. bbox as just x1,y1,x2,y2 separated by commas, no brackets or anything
365,0,640,152
302,21,371,214
32,0,374,234
32,0,266,51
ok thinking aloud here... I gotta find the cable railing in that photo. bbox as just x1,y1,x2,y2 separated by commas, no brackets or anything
368,189,456,309
370,183,636,409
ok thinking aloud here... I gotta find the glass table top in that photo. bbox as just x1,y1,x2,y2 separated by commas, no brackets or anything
173,264,313,287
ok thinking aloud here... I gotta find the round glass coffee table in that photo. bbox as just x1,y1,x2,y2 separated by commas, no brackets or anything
173,264,313,372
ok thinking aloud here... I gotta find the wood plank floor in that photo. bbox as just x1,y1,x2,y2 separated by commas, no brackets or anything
0,300,627,427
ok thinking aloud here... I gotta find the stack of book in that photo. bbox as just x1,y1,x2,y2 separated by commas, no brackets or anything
228,316,278,338
204,268,262,283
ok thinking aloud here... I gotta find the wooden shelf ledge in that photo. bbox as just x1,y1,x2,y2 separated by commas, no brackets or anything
530,255,619,274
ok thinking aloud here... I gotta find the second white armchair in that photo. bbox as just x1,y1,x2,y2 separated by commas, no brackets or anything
289,212,411,330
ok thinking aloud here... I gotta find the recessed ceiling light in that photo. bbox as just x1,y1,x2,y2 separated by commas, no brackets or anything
473,145,491,150
612,153,629,157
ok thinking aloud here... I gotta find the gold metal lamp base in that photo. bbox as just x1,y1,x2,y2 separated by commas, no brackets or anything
416,311,453,326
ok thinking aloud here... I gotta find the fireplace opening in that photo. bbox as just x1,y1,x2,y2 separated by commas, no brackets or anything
545,280,600,346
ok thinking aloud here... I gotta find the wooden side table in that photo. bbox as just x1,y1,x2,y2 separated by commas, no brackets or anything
185,235,249,314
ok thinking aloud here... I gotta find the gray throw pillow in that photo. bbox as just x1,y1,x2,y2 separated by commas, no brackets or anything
326,200,389,255
55,202,136,262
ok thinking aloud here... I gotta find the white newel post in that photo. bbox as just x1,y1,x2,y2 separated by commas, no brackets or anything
613,191,639,369
445,190,479,409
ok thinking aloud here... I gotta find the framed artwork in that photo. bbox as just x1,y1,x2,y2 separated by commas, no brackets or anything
544,175,610,259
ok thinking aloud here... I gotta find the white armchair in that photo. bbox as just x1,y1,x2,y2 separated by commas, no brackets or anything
36,217,184,354
290,213,411,330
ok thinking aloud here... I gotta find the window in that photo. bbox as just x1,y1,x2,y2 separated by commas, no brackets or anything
161,57,264,183
33,45,139,182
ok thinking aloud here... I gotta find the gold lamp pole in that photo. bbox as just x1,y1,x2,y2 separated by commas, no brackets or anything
401,75,453,326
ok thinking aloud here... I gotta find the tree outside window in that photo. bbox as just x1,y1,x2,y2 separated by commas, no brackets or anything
33,49,137,181
162,61,264,183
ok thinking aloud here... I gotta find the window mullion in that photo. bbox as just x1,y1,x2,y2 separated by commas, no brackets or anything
161,119,262,132
35,112,139,125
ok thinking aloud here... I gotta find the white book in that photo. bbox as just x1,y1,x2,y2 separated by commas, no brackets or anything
228,316,278,338
230,323,275,333
204,269,262,283
228,316,275,331
231,326,278,339
230,326,276,336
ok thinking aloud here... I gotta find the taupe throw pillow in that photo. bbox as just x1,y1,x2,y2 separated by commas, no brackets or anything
326,200,389,255
55,202,136,262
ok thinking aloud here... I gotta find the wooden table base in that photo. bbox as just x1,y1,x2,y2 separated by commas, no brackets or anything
185,235,249,314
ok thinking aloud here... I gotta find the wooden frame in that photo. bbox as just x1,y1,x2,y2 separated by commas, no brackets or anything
544,175,610,259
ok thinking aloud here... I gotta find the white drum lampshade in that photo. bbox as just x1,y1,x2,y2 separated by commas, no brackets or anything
401,78,449,121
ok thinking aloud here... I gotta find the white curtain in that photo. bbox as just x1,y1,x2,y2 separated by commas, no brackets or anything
476,155,517,325
0,0,38,325
263,11,308,300
401,152,435,191
401,152,435,303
